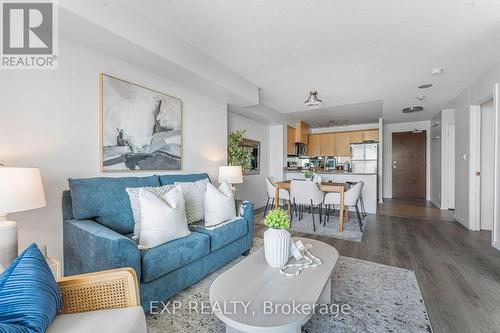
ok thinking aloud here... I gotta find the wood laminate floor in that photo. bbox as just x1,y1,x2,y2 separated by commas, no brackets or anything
254,200,500,333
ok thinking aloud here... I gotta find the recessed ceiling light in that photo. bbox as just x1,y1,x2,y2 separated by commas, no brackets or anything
402,106,424,113
418,84,433,89
431,67,444,75
416,95,425,101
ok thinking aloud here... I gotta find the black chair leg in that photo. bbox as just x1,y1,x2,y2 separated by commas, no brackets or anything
324,205,328,226
360,195,367,217
310,200,316,232
319,203,322,225
355,205,363,232
263,196,270,219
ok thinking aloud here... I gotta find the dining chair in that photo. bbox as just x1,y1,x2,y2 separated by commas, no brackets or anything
324,182,364,231
263,177,291,218
290,180,325,231
347,181,367,217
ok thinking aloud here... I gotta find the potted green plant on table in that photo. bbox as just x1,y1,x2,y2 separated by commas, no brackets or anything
263,208,291,268
304,170,314,181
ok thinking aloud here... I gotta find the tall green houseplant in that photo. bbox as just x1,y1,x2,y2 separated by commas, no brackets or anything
228,130,252,171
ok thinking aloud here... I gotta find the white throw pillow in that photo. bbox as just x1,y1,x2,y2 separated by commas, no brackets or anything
204,181,237,227
139,186,190,249
126,185,174,238
175,178,210,224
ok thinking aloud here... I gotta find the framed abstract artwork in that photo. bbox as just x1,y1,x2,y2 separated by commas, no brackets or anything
100,74,182,171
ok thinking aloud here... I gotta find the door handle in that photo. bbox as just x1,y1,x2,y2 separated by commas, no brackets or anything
476,171,481,176
393,165,397,169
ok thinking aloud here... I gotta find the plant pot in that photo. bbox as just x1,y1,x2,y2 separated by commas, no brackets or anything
264,228,291,268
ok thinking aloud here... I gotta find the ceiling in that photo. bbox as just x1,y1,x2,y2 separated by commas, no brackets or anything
120,0,500,124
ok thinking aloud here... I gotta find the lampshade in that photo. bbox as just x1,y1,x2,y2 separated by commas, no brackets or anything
0,167,46,214
218,166,243,184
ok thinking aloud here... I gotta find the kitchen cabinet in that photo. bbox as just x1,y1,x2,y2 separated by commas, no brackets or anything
295,121,309,144
307,134,322,157
287,126,296,155
320,133,336,156
349,131,364,144
335,132,351,157
363,129,379,142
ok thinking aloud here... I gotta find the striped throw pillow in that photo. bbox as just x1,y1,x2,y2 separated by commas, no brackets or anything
175,178,210,223
0,244,61,332
139,186,191,249
126,185,174,238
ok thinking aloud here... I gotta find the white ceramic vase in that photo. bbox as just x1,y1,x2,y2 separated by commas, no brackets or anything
264,228,291,268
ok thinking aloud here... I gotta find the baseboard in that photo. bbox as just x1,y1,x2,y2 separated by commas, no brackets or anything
494,241,500,252
430,199,441,209
453,214,466,226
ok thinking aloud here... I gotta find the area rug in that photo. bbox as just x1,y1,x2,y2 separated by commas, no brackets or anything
146,239,432,333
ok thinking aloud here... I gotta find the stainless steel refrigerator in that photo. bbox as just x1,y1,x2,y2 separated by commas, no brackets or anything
350,143,378,173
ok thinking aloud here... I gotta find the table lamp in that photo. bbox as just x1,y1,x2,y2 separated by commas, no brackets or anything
0,167,46,268
218,166,243,192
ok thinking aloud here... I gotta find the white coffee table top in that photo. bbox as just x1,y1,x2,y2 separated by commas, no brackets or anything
209,237,339,332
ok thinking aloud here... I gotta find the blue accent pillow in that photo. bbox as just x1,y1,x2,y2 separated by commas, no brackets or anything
0,244,61,332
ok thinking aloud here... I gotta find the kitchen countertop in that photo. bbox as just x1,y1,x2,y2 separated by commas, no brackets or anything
284,168,377,176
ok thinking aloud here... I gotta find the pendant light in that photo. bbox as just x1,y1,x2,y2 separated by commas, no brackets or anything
305,91,322,108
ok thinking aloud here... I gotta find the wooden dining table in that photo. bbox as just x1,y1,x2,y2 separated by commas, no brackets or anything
273,180,349,231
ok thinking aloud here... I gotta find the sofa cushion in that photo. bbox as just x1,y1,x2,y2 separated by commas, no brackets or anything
189,217,248,252
69,176,159,234
46,306,147,333
158,173,210,185
0,244,61,333
141,232,210,283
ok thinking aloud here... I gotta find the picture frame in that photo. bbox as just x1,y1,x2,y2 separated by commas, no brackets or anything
242,138,260,175
99,74,183,171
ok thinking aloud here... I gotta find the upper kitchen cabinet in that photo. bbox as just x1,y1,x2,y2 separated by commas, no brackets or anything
307,134,322,156
363,129,379,142
295,121,310,144
349,131,364,144
335,132,351,156
320,133,336,156
287,126,296,155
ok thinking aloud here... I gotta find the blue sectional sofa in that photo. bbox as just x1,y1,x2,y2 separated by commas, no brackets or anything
62,173,253,311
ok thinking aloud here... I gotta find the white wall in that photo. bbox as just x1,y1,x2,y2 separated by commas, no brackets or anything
450,62,500,232
269,125,286,180
383,120,431,200
441,109,456,210
228,112,270,208
0,38,229,263
430,109,456,209
430,112,443,207
480,99,495,230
